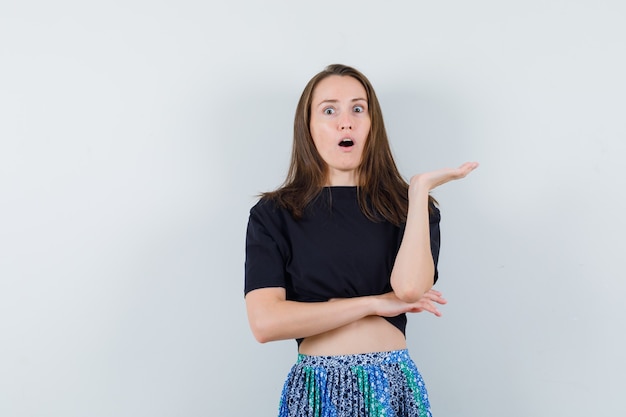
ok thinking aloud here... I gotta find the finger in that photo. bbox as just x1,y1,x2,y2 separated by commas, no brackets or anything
422,291,447,304
457,161,479,177
422,305,442,317
415,300,442,316
432,296,447,305
458,161,479,170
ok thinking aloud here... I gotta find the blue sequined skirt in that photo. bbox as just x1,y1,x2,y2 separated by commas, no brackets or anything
278,349,432,417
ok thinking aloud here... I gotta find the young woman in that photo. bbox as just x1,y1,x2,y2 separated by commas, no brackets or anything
244,64,478,416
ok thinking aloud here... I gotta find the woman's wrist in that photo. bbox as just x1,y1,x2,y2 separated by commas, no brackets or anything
408,180,431,202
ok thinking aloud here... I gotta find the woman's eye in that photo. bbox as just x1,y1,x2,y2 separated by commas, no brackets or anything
353,105,365,113
323,108,335,115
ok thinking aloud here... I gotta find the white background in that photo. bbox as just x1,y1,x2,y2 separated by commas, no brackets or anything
1,1,625,416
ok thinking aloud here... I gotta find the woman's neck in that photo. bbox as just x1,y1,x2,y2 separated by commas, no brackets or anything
325,170,359,186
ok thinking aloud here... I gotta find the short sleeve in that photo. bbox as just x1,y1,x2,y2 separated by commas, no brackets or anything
429,202,441,284
244,201,288,296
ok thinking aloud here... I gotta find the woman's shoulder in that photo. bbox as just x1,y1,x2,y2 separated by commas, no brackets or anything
251,186,323,221
249,194,297,228
250,194,282,216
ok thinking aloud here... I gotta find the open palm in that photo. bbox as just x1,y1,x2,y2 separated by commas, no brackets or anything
410,161,479,195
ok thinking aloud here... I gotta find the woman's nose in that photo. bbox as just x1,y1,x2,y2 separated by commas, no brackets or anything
339,114,352,130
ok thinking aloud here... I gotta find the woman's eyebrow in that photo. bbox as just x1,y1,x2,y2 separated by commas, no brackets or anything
316,97,368,107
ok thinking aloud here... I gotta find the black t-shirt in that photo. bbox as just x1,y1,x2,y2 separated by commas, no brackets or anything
244,186,441,342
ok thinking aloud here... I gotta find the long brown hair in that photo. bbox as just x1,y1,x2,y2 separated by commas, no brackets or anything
263,64,434,225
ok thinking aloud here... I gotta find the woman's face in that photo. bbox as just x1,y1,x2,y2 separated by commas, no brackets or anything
309,75,371,186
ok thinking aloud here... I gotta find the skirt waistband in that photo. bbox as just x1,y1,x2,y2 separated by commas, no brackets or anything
296,349,411,368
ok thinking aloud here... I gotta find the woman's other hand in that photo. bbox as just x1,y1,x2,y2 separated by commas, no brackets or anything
372,289,447,318
409,161,479,196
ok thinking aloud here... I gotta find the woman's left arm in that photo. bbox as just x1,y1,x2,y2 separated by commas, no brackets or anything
390,161,479,303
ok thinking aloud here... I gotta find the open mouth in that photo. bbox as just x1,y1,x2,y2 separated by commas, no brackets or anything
338,139,354,147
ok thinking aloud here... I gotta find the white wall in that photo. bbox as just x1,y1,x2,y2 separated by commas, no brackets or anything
1,1,624,416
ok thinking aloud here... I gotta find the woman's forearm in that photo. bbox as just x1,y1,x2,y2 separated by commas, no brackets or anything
246,289,375,343
390,185,435,303
245,288,426,343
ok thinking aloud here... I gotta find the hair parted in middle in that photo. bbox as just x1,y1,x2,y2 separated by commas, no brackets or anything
263,63,435,225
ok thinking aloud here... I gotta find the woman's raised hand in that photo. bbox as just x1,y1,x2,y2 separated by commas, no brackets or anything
409,161,479,196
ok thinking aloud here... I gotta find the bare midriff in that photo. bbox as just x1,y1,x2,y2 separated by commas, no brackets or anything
298,316,406,356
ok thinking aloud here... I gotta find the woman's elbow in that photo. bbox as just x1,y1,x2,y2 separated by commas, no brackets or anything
252,332,272,344
391,275,434,303
393,286,426,303
245,291,285,343
248,315,280,344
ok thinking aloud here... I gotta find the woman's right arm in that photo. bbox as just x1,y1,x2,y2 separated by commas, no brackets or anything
245,287,445,343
